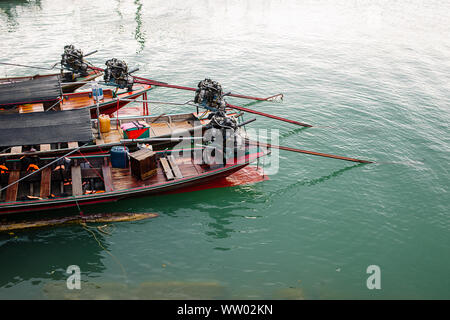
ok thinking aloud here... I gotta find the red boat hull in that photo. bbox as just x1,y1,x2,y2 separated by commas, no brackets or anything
0,152,264,215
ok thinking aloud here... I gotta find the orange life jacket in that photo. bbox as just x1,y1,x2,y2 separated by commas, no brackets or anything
0,164,8,174
27,164,39,172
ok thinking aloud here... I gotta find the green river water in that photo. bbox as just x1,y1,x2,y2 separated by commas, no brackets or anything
0,0,449,299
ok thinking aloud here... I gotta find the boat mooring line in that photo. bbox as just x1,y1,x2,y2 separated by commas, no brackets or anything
0,61,58,71
81,223,128,281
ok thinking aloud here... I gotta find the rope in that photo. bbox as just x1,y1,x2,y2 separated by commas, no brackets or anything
45,97,63,112
74,198,84,217
0,61,55,71
76,152,115,192
81,224,128,280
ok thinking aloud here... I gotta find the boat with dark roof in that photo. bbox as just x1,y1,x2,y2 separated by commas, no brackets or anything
0,109,241,158
0,75,152,117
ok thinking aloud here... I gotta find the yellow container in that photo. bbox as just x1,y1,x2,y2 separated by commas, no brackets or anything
99,114,111,133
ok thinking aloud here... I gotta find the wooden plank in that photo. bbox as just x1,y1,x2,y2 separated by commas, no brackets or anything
98,129,121,144
68,142,79,148
10,146,22,154
102,164,114,192
60,91,113,110
19,103,44,113
5,170,20,202
39,167,52,198
40,144,51,152
160,157,174,181
71,165,83,196
168,155,183,179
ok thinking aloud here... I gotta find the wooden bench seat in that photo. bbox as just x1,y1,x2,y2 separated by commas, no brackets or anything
160,156,184,181
5,170,20,202
40,167,52,198
19,103,44,113
10,146,22,154
102,163,114,192
160,157,174,181
168,155,183,179
71,165,82,196
40,144,51,152
68,142,79,149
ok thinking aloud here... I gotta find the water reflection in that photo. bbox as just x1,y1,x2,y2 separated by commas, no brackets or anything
279,126,311,139
118,185,267,241
272,163,366,197
115,0,124,34
134,0,146,53
202,188,268,240
0,225,108,290
205,209,240,240
0,0,42,32
295,163,366,186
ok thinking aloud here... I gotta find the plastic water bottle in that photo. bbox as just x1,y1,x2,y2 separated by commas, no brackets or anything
91,82,104,101
98,86,104,100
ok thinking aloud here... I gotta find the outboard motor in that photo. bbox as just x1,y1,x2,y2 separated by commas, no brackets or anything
209,109,238,130
61,45,89,77
203,110,241,166
103,58,135,91
194,79,226,111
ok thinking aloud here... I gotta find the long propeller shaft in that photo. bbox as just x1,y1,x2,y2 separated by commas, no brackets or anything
248,140,372,163
88,65,280,101
227,103,312,127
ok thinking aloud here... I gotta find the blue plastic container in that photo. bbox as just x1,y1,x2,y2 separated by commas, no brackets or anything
110,146,129,168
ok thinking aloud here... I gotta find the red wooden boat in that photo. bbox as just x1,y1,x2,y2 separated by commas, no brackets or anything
58,84,152,118
0,110,240,158
0,74,152,117
0,146,266,215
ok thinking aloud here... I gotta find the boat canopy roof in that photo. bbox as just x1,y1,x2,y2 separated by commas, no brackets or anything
0,109,92,147
0,76,61,106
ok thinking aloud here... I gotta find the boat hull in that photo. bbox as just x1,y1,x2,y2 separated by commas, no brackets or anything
0,150,265,215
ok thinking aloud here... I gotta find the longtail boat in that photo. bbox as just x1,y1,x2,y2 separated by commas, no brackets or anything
0,146,266,215
0,69,102,93
0,110,241,158
0,75,152,117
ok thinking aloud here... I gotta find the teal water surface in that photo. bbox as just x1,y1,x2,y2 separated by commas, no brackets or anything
0,0,449,299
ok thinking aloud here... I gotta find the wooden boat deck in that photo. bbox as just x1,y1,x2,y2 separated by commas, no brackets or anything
19,103,44,113
60,90,114,111
0,153,214,201
111,157,201,190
